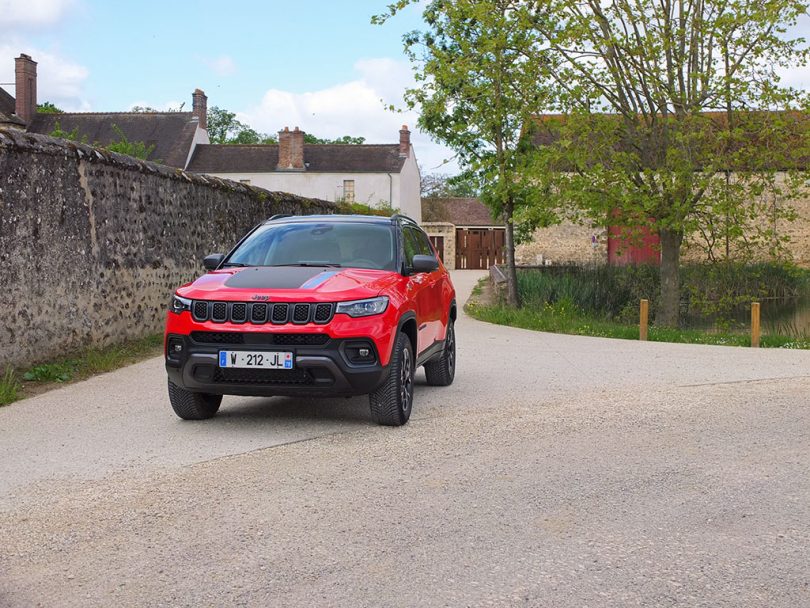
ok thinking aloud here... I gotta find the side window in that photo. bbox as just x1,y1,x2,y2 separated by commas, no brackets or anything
402,226,421,266
415,229,435,258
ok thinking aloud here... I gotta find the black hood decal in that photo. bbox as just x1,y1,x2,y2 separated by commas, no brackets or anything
224,267,330,290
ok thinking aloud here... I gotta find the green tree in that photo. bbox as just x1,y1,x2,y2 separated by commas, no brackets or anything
524,0,809,326
421,171,481,198
105,124,155,160
375,0,546,306
305,134,367,144
37,101,63,114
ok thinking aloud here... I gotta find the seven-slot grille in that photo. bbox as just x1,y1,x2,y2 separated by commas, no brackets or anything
191,300,334,325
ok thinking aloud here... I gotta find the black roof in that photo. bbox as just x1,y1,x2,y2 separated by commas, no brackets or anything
187,143,408,174
27,111,200,168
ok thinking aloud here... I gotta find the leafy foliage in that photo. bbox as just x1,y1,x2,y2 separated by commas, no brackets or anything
421,171,480,198
519,0,810,325
207,106,364,145
105,124,156,160
37,101,63,114
375,0,548,306
0,368,20,406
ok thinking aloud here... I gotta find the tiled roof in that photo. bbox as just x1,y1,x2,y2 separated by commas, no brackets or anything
0,87,24,126
528,111,809,170
186,144,408,174
421,197,500,226
27,111,200,168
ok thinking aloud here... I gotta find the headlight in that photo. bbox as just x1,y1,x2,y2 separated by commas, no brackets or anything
335,296,389,318
170,295,192,315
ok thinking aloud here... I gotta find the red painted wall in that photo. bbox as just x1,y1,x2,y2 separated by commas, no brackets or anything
607,225,661,265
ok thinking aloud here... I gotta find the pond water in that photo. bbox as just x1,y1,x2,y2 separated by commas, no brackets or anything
683,297,810,337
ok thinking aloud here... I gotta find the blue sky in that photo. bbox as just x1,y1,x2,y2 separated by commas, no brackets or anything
0,0,459,171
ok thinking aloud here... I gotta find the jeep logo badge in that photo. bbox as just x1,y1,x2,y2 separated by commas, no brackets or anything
251,295,270,301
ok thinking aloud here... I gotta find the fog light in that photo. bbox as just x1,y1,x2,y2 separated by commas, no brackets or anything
359,348,370,358
173,343,183,353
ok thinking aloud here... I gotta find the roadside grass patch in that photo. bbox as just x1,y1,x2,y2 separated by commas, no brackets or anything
1,333,164,407
0,368,21,406
466,277,810,350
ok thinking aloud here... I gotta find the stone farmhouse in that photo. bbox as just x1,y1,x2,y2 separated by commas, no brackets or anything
1,53,422,221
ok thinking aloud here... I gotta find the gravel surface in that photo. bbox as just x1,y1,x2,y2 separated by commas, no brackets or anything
1,271,809,607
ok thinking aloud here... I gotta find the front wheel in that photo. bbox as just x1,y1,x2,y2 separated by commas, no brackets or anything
168,380,222,420
369,332,414,426
424,320,455,386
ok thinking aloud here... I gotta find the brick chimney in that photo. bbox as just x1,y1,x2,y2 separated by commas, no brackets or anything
15,54,37,125
399,124,410,157
192,88,207,130
277,126,305,170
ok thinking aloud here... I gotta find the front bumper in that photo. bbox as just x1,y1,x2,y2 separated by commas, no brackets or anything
165,331,390,397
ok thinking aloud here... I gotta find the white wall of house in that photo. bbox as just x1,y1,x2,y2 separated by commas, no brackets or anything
206,167,423,222
184,125,210,169
399,147,422,222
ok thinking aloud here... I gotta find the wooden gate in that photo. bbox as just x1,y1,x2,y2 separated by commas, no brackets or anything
429,235,445,262
455,228,505,270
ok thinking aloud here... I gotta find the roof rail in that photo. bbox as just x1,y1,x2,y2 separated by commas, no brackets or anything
391,213,418,225
268,213,294,221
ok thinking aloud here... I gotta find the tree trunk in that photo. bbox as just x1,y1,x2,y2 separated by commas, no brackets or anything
657,228,683,327
503,200,521,307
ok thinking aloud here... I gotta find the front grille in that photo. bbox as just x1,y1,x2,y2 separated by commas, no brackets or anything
191,331,329,346
313,303,333,323
192,301,334,325
193,301,209,321
213,367,314,385
211,302,228,322
271,334,329,346
293,303,310,324
191,332,246,344
271,303,289,324
251,303,267,323
231,303,247,323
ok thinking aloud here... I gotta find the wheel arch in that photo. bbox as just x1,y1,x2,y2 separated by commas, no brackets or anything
397,311,418,356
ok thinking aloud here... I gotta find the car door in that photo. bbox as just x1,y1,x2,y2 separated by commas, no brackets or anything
402,225,437,355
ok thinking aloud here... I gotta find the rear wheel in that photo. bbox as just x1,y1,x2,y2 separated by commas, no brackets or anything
369,332,414,426
424,320,455,386
168,380,222,420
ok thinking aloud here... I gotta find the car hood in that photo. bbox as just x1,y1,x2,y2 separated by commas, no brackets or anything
177,266,400,302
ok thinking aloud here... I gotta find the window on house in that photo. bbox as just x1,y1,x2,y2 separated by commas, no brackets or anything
239,179,251,184
343,179,355,203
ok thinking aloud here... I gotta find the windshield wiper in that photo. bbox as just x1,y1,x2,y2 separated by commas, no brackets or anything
222,262,249,267
271,262,342,268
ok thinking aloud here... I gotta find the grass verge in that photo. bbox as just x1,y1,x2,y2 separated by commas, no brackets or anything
0,333,163,407
466,278,810,350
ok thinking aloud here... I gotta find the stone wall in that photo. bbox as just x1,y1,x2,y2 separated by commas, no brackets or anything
516,222,608,266
422,222,457,270
0,129,336,368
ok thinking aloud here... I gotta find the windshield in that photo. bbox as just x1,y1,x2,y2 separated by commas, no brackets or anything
224,222,397,271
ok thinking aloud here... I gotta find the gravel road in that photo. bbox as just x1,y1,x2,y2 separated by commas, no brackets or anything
1,271,809,607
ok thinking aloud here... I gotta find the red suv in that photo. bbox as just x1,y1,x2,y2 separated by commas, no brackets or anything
164,214,456,426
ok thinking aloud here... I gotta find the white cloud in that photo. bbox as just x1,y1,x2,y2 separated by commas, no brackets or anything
241,57,458,172
0,44,89,111
0,0,75,30
204,55,237,77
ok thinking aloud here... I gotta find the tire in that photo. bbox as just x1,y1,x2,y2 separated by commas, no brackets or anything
168,380,222,420
369,332,414,426
424,320,456,387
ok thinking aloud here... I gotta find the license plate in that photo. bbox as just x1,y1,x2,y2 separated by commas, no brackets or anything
218,351,294,370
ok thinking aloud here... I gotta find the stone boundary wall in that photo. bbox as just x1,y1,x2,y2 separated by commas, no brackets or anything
422,222,457,270
0,129,336,368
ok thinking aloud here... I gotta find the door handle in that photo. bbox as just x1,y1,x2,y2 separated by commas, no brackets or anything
419,323,428,331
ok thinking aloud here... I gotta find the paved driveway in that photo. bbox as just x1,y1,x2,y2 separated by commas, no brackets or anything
1,270,809,607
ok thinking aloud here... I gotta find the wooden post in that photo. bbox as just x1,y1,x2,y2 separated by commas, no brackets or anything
639,299,649,341
751,302,761,348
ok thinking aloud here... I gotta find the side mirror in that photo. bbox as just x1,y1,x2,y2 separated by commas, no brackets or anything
411,254,439,274
203,253,225,271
